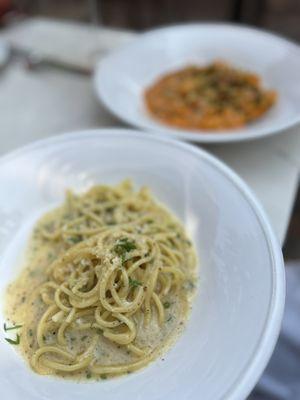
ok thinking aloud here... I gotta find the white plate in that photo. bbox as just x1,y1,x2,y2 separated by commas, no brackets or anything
0,39,9,68
94,23,300,143
0,129,284,400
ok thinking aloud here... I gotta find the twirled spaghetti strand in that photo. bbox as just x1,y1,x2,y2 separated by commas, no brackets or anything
12,181,196,379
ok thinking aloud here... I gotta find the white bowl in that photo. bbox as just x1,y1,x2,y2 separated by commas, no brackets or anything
94,23,300,143
0,129,285,400
0,40,9,68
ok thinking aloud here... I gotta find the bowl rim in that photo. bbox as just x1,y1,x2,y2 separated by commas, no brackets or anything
94,22,300,144
0,128,285,400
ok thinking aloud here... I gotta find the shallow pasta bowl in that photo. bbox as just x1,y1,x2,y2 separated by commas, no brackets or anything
94,23,300,143
0,129,284,400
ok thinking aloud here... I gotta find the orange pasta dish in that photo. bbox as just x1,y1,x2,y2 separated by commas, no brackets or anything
144,62,277,131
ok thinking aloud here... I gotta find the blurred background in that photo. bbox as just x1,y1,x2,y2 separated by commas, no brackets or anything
0,0,300,42
1,0,297,265
0,1,300,399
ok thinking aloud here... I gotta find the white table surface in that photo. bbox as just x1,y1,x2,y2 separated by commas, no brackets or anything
1,17,299,245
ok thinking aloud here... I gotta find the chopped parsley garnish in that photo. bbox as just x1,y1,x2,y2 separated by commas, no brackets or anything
3,323,22,332
114,238,136,257
28,329,33,337
86,372,92,379
81,335,88,341
166,315,173,322
67,236,81,244
5,334,20,345
129,277,142,288
100,374,107,380
106,221,115,226
186,280,196,290
163,302,171,309
47,252,55,261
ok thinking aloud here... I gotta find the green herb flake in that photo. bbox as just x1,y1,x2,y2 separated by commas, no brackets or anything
166,315,173,322
4,323,23,332
81,335,88,341
106,221,115,226
186,280,196,290
100,374,107,380
114,238,136,257
129,277,142,288
86,372,92,379
5,334,20,345
163,302,171,309
28,329,33,337
67,236,81,244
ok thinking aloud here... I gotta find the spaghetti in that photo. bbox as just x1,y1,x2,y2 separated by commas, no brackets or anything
5,180,197,380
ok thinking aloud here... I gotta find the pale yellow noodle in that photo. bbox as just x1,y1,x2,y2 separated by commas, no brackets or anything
16,180,196,379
